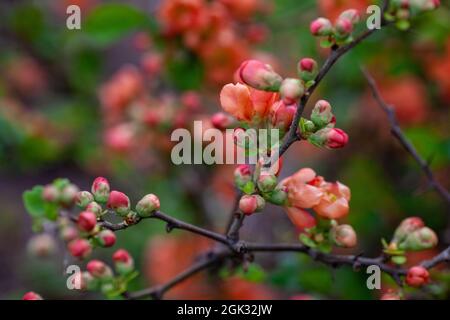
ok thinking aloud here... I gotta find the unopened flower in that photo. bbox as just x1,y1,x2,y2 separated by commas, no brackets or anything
211,112,235,130
310,100,335,128
331,224,357,248
398,227,438,251
285,207,316,229
298,58,318,82
113,249,134,274
27,234,56,258
338,9,360,24
308,127,349,149
380,289,402,300
239,194,265,215
334,18,353,38
91,177,110,203
136,194,160,217
406,266,430,287
60,226,79,243
257,172,278,193
68,239,92,259
87,260,113,278
310,17,333,36
181,91,202,111
279,78,304,105
237,60,283,92
392,217,425,242
22,291,43,300
42,185,59,202
75,191,94,208
107,191,131,217
266,186,288,206
60,184,79,206
97,229,116,248
77,211,97,232
86,201,103,217
234,164,253,190
269,100,296,133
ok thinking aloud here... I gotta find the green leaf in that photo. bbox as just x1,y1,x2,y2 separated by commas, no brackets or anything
299,234,317,248
240,264,266,283
391,255,407,265
23,186,45,218
241,181,255,195
84,4,148,46
44,202,59,221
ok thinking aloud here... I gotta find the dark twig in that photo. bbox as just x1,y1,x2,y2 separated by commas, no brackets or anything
362,68,450,205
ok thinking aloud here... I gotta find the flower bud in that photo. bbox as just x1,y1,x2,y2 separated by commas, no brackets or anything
27,234,56,258
136,194,160,217
107,191,130,217
398,227,438,251
42,185,59,202
211,112,235,130
392,217,425,243
334,18,353,39
87,260,113,278
257,172,278,193
77,211,97,232
60,226,79,242
68,238,92,259
338,9,360,24
86,201,103,217
311,100,334,128
406,266,429,287
234,165,252,189
113,249,134,274
181,91,201,112
80,271,98,291
97,229,117,247
75,191,94,208
279,78,304,105
298,58,318,82
270,100,296,133
308,127,349,149
237,60,283,91
380,289,402,300
331,224,357,248
310,17,333,36
267,187,288,205
60,184,79,206
22,291,43,300
91,177,110,203
239,195,265,215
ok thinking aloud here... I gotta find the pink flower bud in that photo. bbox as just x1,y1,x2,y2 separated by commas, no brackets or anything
234,164,253,190
60,226,79,242
113,249,134,274
406,266,429,287
335,18,353,38
311,100,334,128
91,177,110,203
27,234,56,258
393,217,425,242
331,224,357,248
380,289,402,300
308,128,349,149
270,100,296,133
285,207,316,230
398,227,438,251
97,229,116,247
257,172,278,193
181,91,202,112
298,58,318,82
42,185,59,202
338,9,360,24
77,211,97,232
211,112,235,130
140,53,162,75
75,191,94,208
107,191,130,217
86,201,103,217
279,78,304,105
310,17,333,36
237,60,283,91
87,260,112,278
68,239,92,259
60,184,79,206
239,195,260,216
136,194,160,217
22,291,43,300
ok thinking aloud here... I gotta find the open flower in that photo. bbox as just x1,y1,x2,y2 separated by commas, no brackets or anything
281,168,324,209
220,82,279,123
313,181,351,219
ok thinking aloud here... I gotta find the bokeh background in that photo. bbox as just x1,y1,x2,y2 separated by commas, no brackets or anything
0,0,449,299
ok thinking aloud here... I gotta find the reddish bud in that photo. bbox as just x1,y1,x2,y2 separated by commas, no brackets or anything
75,191,94,208
27,234,56,258
310,17,332,36
22,291,43,300
257,172,278,193
338,9,360,24
311,100,334,128
181,91,201,112
107,191,130,217
308,127,349,149
68,239,92,259
393,217,425,241
136,194,160,217
91,177,110,203
42,185,59,202
87,260,112,278
60,226,79,242
406,266,429,287
60,184,79,206
335,18,353,38
77,211,97,232
113,249,134,274
279,78,304,105
237,60,283,91
239,195,258,215
211,112,235,130
270,100,296,133
140,53,162,75
298,58,318,82
97,229,116,247
331,224,357,248
86,201,103,217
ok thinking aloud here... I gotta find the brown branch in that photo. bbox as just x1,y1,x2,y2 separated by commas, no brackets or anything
362,68,450,205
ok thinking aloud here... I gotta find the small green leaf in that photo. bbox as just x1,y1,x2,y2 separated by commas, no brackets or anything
396,19,410,31
242,181,255,195
391,255,407,265
299,234,317,248
240,264,266,283
23,186,45,218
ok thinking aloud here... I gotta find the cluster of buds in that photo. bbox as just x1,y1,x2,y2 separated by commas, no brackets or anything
79,249,136,297
310,9,361,47
42,178,79,208
301,100,348,149
386,0,441,30
389,217,438,251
